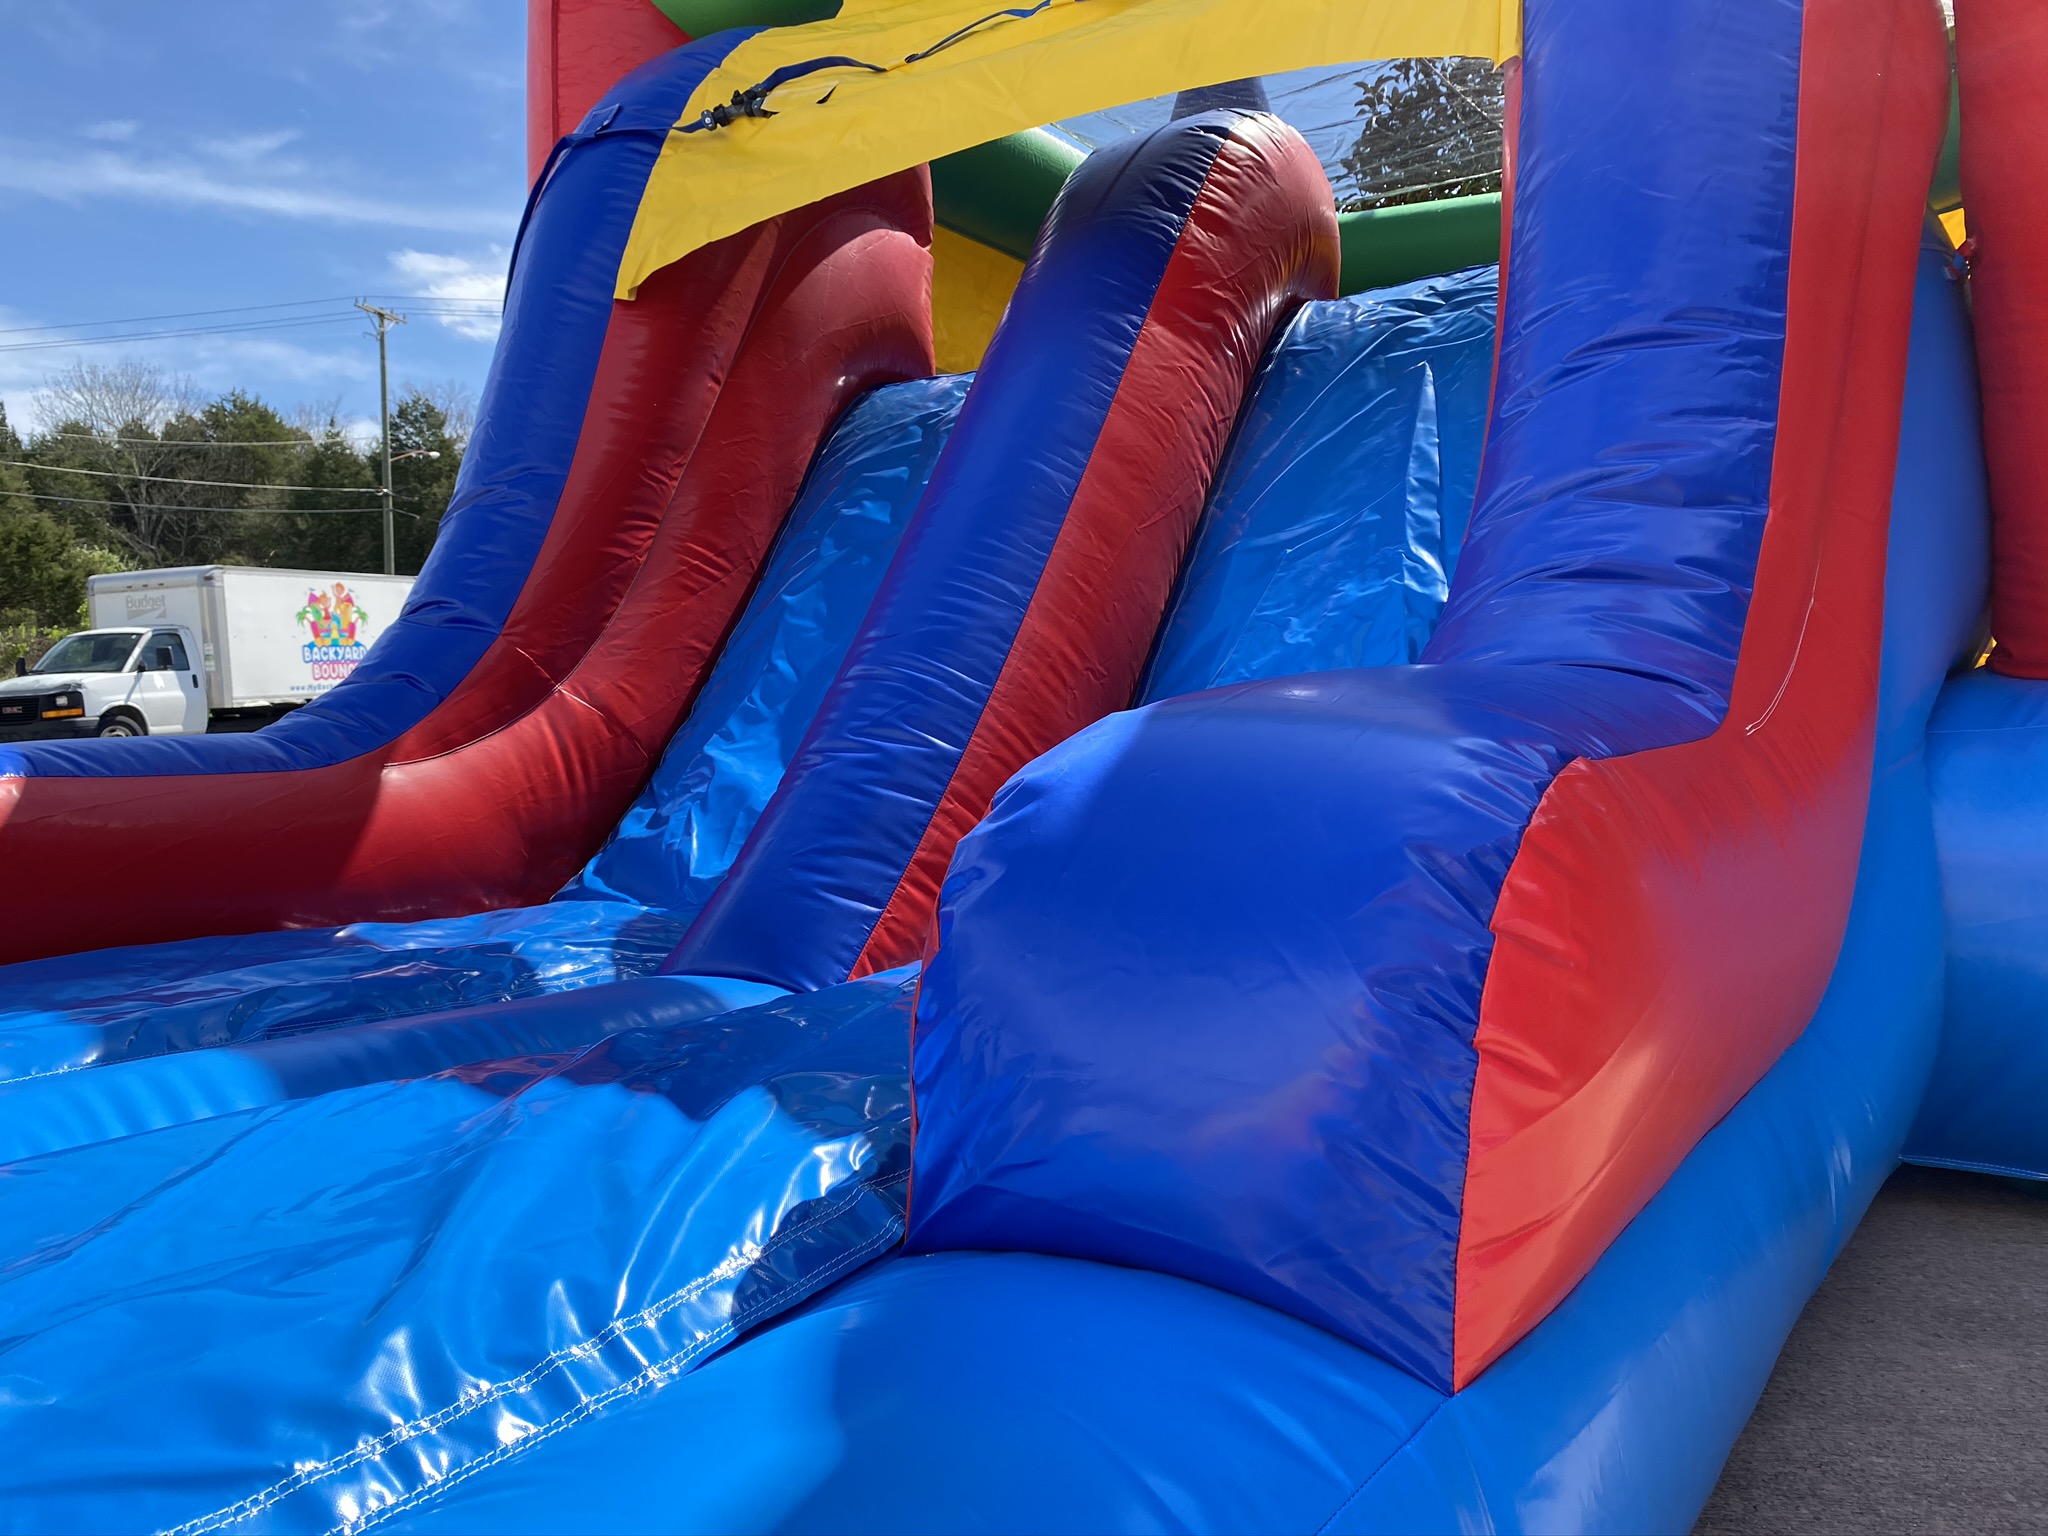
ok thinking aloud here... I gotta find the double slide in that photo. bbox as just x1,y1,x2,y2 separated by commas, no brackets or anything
0,0,1999,1531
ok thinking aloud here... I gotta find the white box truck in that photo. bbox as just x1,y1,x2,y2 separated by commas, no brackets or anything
0,566,414,741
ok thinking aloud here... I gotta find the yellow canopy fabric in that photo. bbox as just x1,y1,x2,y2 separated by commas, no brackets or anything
619,0,1521,296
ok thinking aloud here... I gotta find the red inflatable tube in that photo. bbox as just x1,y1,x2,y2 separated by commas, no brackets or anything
850,116,1339,976
528,0,690,183
1954,0,2048,677
1452,0,1947,1386
0,175,933,966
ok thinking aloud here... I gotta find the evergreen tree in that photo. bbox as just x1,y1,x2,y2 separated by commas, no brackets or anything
387,389,465,574
0,403,121,635
276,419,383,572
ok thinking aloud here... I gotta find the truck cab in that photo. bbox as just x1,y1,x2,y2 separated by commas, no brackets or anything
0,626,208,741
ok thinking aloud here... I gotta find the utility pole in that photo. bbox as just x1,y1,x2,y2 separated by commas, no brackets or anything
354,301,407,575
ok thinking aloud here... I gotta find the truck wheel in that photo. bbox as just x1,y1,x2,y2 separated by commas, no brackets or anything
95,711,146,738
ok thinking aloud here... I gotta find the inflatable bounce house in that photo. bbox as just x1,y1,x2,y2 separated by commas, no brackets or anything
4,0,2046,1528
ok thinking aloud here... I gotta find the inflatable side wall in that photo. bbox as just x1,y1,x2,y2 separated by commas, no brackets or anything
908,0,1949,1393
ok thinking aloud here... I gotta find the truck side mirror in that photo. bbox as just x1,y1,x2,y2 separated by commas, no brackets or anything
153,647,175,671
12,657,23,678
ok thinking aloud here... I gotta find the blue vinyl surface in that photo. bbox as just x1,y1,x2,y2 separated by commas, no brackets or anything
908,0,1804,1393
908,664,1712,1388
1906,668,2048,1179
388,1249,1448,1536
0,38,748,780
373,231,1989,1536
564,374,969,912
666,114,1238,992
0,974,789,1167
0,972,918,1536
0,377,961,1090
1141,266,1497,702
1419,0,1798,709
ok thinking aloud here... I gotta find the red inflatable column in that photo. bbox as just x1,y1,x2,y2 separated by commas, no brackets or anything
1956,0,2048,676
528,0,691,183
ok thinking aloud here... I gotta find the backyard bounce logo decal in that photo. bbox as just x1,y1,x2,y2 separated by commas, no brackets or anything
296,582,371,682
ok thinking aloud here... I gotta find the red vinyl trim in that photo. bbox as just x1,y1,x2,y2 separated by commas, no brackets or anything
397,175,931,760
1451,0,1949,1388
528,0,691,184
851,123,1340,977
1954,0,2048,678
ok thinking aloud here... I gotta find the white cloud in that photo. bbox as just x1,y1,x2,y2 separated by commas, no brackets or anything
389,248,507,342
0,136,511,236
199,128,303,164
83,119,139,143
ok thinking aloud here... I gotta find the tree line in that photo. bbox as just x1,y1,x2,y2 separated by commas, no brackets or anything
0,361,468,665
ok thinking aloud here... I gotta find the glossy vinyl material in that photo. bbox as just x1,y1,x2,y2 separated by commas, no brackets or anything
568,375,970,914
1452,0,1945,1384
1422,6,1797,702
1140,267,1497,704
910,666,1715,1388
0,974,790,1167
0,901,687,1088
1906,670,2048,1179
0,377,964,1083
666,110,1338,992
1346,229,1991,1533
1953,0,2048,677
0,36,935,966
0,972,917,1536
386,1251,1448,1536
908,0,1948,1392
373,209,1989,1536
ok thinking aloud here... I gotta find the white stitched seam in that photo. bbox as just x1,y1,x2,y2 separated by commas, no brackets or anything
161,1169,907,1536
336,1216,908,1536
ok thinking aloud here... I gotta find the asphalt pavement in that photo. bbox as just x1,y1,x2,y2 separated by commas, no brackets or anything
1696,1164,2048,1535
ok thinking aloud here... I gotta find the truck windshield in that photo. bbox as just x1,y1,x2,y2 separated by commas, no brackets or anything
33,632,140,674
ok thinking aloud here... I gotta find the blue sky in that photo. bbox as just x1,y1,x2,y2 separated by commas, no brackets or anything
0,0,526,438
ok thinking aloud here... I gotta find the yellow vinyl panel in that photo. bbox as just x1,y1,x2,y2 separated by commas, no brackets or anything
932,225,1025,373
619,0,1521,296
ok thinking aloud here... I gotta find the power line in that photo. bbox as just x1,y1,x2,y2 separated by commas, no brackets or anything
1,458,383,494
0,294,501,337
40,431,368,448
0,310,500,354
0,315,363,355
0,298,353,336
8,488,395,516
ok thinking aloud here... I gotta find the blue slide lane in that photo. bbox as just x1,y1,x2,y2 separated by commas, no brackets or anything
0,971,920,1536
0,377,965,1096
1141,265,1496,703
